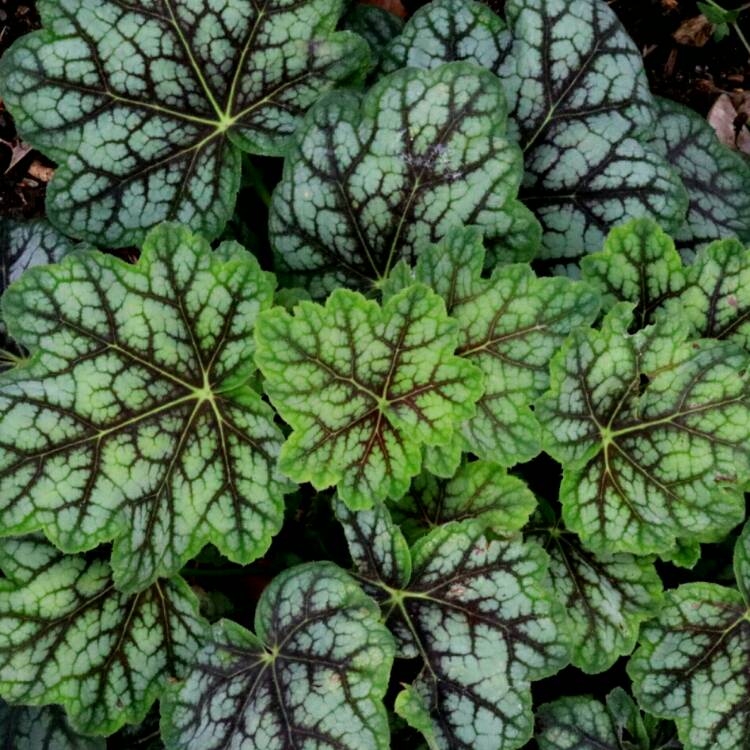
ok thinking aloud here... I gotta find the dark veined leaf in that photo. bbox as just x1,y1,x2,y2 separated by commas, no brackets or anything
269,61,540,297
255,283,483,509
381,0,687,268
628,522,750,750
537,303,750,556
536,687,680,750
343,4,404,67
0,223,291,593
0,0,368,247
391,458,537,543
0,535,208,736
649,97,750,259
383,226,599,464
161,562,395,750
335,500,569,750
529,503,663,674
0,700,104,750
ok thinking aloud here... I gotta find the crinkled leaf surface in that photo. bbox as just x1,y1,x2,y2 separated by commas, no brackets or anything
382,0,687,268
628,522,750,750
529,506,662,673
384,226,598,463
649,97,750,259
391,458,537,543
537,303,750,555
343,5,404,67
0,0,368,246
0,535,207,736
161,562,395,750
269,61,539,297
255,283,483,508
0,223,290,592
337,502,569,750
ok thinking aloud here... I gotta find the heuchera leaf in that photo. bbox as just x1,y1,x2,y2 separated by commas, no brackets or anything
381,0,687,268
0,0,368,246
0,701,104,750
384,226,599,464
391,458,537,543
336,501,569,750
537,303,750,556
0,223,290,592
529,504,663,674
649,97,750,258
269,61,540,297
628,522,750,750
0,535,208,736
255,283,484,509
161,562,395,750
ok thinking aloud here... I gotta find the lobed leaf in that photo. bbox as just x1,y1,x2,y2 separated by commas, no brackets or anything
161,562,395,750
255,283,484,508
0,0,368,246
0,223,290,592
0,701,104,750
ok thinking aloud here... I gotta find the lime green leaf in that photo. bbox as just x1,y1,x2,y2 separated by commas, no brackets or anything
0,701,104,750
269,61,540,297
649,97,750,257
343,5,404,67
337,503,569,750
0,223,290,592
0,535,207,736
161,562,395,750
391,459,536,543
255,283,484,508
628,522,750,750
537,303,750,555
384,226,599,463
0,0,368,247
529,509,662,673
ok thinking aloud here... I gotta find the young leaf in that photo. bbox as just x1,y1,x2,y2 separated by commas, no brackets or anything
649,97,750,258
161,562,395,750
0,223,290,592
269,61,540,297
0,0,368,247
0,701,104,750
0,535,208,736
628,522,750,750
537,303,750,556
384,226,599,464
529,509,663,674
255,283,484,509
343,5,404,67
336,502,570,750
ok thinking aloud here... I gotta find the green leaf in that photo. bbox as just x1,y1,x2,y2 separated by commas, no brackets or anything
161,562,395,750
391,458,537,543
383,226,599,463
649,97,750,258
529,509,663,673
343,5,404,67
0,223,290,592
697,2,740,25
0,535,207,736
269,61,540,297
255,283,484,508
628,522,750,750
337,503,569,750
0,700,105,750
537,303,750,555
0,0,368,247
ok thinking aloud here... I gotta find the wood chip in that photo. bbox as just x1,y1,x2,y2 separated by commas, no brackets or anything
0,138,32,173
673,14,714,47
27,160,54,182
707,93,750,154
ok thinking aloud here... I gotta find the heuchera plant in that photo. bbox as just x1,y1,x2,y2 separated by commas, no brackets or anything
0,0,749,748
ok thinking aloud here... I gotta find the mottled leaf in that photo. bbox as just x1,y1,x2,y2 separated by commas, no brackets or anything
161,562,395,750
628,522,750,750
269,61,539,297
537,303,750,555
255,283,483,508
0,0,368,246
343,4,404,67
0,535,207,736
0,701,104,750
0,223,290,592
384,226,599,464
